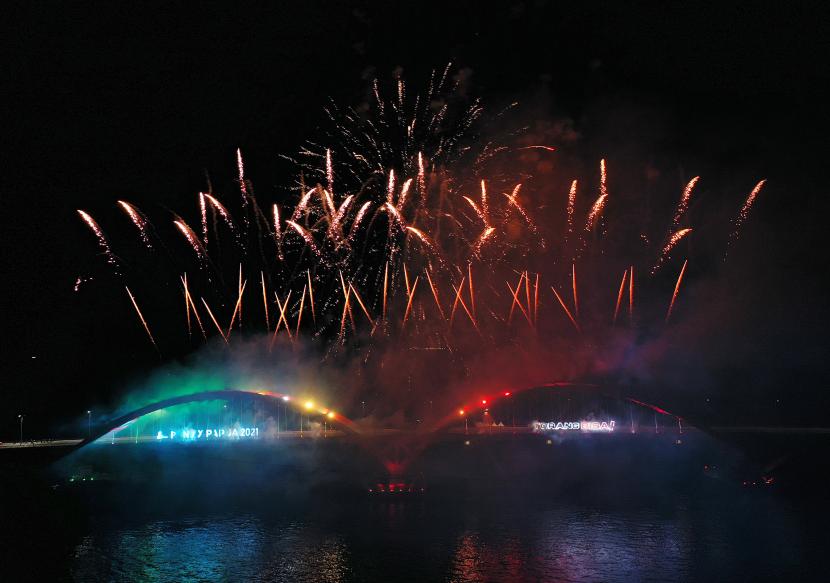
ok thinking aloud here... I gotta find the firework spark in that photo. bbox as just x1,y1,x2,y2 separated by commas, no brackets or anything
665,259,689,323
77,209,117,266
117,200,152,249
726,179,767,258
125,286,159,353
652,228,692,273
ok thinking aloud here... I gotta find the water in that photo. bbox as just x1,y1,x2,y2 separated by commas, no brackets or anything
5,489,819,582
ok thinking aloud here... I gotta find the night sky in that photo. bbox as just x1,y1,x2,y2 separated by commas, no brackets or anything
3,1,829,438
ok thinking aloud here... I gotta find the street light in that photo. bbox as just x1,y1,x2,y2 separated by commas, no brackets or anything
18,414,24,443
87,410,92,438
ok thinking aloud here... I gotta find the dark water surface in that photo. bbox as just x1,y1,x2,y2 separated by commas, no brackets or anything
8,488,822,582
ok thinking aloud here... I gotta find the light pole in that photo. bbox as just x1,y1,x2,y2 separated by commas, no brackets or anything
18,414,24,443
87,410,92,438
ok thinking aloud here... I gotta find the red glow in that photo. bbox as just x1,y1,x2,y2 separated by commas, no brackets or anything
481,399,487,405
503,391,511,397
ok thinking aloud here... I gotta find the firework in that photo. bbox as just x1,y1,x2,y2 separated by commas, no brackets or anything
125,286,159,353
671,176,700,230
612,269,628,325
77,209,117,266
726,179,767,258
665,259,688,323
201,298,228,343
117,200,152,249
652,228,692,274
550,286,580,333
174,219,207,262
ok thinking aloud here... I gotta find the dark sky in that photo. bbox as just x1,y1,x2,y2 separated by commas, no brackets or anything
3,1,829,437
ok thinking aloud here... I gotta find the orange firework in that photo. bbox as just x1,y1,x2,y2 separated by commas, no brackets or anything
125,286,159,353
425,270,446,321
628,265,635,320
180,274,206,340
203,193,235,232
306,270,316,324
295,285,306,337
652,228,692,274
261,272,270,332
117,200,151,249
665,259,689,323
507,277,532,327
550,286,580,333
585,193,609,232
77,209,117,265
612,269,628,326
226,279,247,337
199,192,208,245
349,283,374,326
671,176,700,229
173,219,207,261
402,276,420,327
480,180,489,224
726,179,767,258
270,291,293,347
571,264,579,319
286,220,320,257
450,280,478,331
200,298,228,343
566,180,578,235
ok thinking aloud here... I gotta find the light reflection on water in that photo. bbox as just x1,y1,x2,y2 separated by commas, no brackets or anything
66,495,812,582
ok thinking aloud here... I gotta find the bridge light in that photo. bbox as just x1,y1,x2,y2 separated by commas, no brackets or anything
459,409,465,416
503,391,511,397
327,411,335,419
304,400,314,410
282,396,290,402
481,399,487,405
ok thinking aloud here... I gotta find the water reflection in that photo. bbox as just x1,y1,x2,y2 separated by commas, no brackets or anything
66,496,809,582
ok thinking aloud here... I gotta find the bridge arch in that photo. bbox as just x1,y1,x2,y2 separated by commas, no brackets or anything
79,388,361,448
430,381,686,434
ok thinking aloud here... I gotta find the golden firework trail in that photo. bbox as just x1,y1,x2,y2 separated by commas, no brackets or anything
295,284,307,337
226,279,247,337
326,148,334,193
471,226,496,258
671,176,700,229
386,169,396,204
307,270,316,323
203,193,235,232
200,297,228,343
628,265,635,320
550,286,581,333
613,269,628,326
571,263,579,319
199,192,208,245
180,274,206,340
507,277,532,327
125,286,159,354
726,179,767,258
468,264,477,319
480,180,489,224
271,291,293,345
117,200,152,249
462,196,487,225
349,201,373,240
349,283,374,326
417,151,426,203
396,178,413,211
585,193,609,232
599,158,608,198
261,271,270,332
566,179,578,235
384,202,405,228
665,259,688,323
77,209,117,265
286,220,320,256
652,228,692,274
236,148,250,226
425,270,446,321
402,276,420,327
450,280,478,331
173,219,207,262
